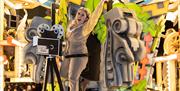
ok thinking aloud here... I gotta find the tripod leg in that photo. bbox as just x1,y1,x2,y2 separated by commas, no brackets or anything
42,58,50,91
50,59,55,91
52,58,64,91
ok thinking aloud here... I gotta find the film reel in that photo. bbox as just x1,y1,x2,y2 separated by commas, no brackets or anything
37,23,50,37
50,24,64,39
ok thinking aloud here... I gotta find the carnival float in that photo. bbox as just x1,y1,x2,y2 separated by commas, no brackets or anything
0,0,180,91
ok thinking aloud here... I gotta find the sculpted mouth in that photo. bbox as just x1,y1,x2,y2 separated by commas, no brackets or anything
78,19,81,21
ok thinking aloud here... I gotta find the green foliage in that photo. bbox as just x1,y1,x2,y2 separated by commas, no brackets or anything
131,79,147,91
117,80,147,91
113,2,126,8
56,0,68,32
93,15,107,44
118,86,131,91
85,0,101,12
151,16,166,51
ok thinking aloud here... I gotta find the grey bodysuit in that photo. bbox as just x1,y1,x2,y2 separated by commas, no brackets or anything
66,24,89,55
61,25,89,91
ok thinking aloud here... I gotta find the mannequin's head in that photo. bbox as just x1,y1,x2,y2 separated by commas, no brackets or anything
75,7,91,25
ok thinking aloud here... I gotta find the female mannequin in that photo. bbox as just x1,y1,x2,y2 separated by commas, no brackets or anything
61,0,107,91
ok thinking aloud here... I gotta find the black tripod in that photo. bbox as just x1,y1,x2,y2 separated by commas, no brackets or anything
42,56,64,91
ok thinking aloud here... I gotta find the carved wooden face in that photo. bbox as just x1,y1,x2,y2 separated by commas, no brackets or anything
75,9,88,25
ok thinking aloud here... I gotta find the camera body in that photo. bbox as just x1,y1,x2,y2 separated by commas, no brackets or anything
35,37,60,56
33,24,64,56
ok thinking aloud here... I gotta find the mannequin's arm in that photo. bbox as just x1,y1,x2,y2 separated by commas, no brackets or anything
82,0,106,36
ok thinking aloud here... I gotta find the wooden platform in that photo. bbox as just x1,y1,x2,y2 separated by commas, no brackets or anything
0,40,14,46
9,0,41,9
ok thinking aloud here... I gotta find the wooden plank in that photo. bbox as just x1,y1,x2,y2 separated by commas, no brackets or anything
0,40,15,46
14,45,25,77
178,0,180,30
0,0,4,90
156,62,162,91
154,54,178,62
10,77,33,82
0,0,4,41
9,0,41,9
178,62,180,91
178,0,180,90
167,61,176,91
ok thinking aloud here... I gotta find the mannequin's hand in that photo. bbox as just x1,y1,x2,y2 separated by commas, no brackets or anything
103,0,109,2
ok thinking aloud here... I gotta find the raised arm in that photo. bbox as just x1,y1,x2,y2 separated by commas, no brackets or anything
82,0,106,36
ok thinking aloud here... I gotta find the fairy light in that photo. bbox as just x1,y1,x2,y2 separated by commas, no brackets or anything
0,56,4,62
154,54,178,62
38,0,48,4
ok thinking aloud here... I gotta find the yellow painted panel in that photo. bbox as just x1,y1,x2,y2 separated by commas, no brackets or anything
142,1,169,17
69,0,82,5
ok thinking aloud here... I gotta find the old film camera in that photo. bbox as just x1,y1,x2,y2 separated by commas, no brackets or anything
33,23,64,91
24,16,64,91
33,23,64,56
